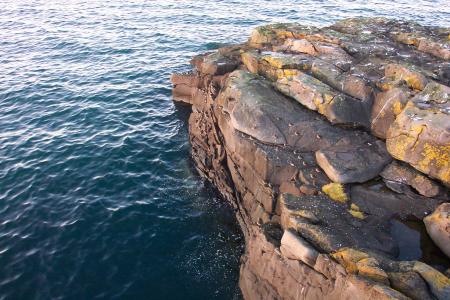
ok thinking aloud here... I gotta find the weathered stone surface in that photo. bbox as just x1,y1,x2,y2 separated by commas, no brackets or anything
384,63,428,91
172,17,450,300
388,271,434,300
356,258,390,284
386,82,450,186
194,51,239,75
424,203,450,258
281,194,396,255
332,248,389,284
311,60,373,102
351,183,442,220
241,50,310,81
316,141,391,183
371,87,411,139
391,26,450,60
280,229,319,267
381,161,443,197
281,38,318,55
276,72,372,127
413,261,450,300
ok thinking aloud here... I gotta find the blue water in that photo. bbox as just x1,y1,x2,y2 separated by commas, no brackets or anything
0,1,448,299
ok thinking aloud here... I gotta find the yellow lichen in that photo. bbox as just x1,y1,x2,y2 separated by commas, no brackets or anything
348,209,365,219
394,32,421,46
404,74,425,90
392,100,405,115
263,56,284,69
418,143,450,184
275,30,294,39
377,78,398,91
421,143,450,169
386,133,416,161
385,64,426,90
356,258,389,283
351,203,359,210
322,183,348,203
331,248,369,273
349,203,365,219
276,69,299,79
241,52,260,74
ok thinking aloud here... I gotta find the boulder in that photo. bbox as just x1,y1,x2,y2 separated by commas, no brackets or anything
388,271,434,300
316,141,391,183
384,63,428,91
280,229,319,267
381,161,442,197
241,50,313,81
276,73,372,127
413,261,450,300
281,38,318,56
356,257,389,284
386,82,450,186
280,194,396,255
371,87,411,139
195,51,239,75
351,183,441,220
424,203,450,258
311,60,373,102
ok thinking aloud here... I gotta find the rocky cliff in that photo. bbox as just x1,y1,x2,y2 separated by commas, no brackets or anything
171,17,450,300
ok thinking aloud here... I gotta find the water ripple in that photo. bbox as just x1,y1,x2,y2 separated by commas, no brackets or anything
0,0,448,299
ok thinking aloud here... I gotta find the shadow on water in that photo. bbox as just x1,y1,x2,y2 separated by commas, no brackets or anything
173,101,193,124
391,219,450,272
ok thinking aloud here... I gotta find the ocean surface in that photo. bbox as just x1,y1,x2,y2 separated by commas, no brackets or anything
0,1,449,299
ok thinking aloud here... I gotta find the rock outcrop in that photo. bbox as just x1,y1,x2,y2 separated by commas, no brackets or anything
171,17,450,300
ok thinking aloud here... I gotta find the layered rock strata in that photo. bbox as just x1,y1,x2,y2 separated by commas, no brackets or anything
171,18,450,300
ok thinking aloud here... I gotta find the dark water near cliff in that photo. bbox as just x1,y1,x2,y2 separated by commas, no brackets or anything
0,1,449,299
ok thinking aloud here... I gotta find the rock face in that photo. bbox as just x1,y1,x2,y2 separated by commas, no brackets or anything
381,161,443,197
386,82,450,186
315,142,391,183
171,17,450,300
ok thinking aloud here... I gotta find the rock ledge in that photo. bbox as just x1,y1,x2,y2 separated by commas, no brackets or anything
171,17,450,300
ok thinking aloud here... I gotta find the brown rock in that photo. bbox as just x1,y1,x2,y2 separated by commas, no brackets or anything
386,82,450,186
356,257,390,284
412,261,450,300
388,271,434,300
171,17,450,300
371,87,411,139
315,141,391,184
276,72,372,128
311,60,373,102
384,63,428,91
198,51,239,75
351,183,441,220
280,229,319,267
283,38,318,56
279,181,302,196
299,184,318,195
381,161,442,197
418,39,450,60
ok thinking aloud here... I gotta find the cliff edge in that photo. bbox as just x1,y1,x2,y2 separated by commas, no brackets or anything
171,17,450,300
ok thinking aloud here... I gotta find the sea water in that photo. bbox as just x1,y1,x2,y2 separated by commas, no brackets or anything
0,1,448,299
